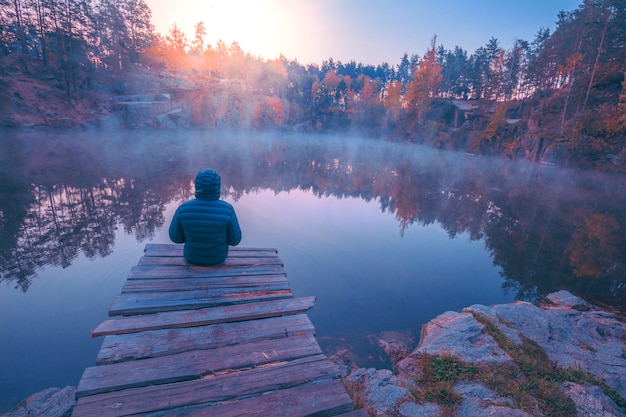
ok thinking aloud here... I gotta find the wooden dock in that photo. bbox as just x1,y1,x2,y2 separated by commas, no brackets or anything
71,243,366,417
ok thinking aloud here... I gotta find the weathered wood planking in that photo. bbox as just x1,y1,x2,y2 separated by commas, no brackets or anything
143,243,277,253
144,244,277,258
77,334,322,398
138,255,283,267
127,264,285,279
73,355,340,417
71,244,363,417
134,379,356,417
122,273,289,293
92,296,316,337
97,313,316,365
109,288,293,316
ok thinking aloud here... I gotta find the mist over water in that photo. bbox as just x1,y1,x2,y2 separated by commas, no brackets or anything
1,129,625,412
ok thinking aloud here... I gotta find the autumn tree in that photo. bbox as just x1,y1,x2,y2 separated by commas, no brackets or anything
162,23,187,71
213,38,228,76
353,74,385,133
314,69,342,108
309,68,353,130
383,80,403,124
226,40,246,79
253,95,284,128
405,36,442,133
140,33,166,69
190,21,204,54
477,102,519,154
557,52,583,136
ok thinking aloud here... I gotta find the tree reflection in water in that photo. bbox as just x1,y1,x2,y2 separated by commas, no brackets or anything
0,129,624,311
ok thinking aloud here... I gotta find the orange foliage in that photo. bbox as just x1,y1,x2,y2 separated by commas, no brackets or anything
405,37,442,130
253,96,284,128
266,59,288,82
408,39,442,100
557,53,582,87
163,23,189,72
384,81,403,122
390,173,420,235
359,75,375,101
484,103,509,141
322,70,342,92
567,213,619,278
141,35,167,69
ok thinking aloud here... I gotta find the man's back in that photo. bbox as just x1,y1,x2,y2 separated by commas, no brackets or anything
169,169,242,265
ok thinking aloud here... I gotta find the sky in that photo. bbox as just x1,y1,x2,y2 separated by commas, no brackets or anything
145,0,582,67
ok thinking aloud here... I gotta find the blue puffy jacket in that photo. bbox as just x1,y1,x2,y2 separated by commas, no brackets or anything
169,169,242,265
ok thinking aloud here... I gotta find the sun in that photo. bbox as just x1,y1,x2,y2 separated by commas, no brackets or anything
146,0,311,61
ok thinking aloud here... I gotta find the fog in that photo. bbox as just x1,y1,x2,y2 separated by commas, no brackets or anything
0,128,624,412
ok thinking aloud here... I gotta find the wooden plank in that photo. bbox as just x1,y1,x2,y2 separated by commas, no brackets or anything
144,247,279,258
121,274,289,293
108,288,293,316
96,314,316,365
77,333,322,397
138,256,283,267
127,264,285,280
144,243,277,255
145,243,273,250
72,355,340,417
92,296,316,337
134,379,355,417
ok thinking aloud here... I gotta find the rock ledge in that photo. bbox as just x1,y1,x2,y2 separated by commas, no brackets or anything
343,291,626,416
1,387,75,417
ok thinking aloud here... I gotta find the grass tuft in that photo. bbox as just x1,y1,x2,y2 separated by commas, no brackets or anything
554,366,626,411
342,376,369,411
412,354,473,409
472,312,626,416
408,313,626,416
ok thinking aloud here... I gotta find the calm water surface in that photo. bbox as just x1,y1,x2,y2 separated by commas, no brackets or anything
1,129,624,412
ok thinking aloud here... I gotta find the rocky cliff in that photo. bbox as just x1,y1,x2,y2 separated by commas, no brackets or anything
342,291,626,416
0,55,284,130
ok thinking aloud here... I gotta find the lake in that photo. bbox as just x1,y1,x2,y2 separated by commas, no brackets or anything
1,129,624,412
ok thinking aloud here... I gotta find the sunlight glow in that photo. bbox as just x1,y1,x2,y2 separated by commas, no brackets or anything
146,0,321,63
146,0,582,66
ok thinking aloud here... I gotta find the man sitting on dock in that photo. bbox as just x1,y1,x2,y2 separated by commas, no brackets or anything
169,168,242,265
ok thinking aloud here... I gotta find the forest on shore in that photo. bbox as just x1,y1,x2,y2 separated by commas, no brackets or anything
0,0,625,171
